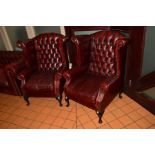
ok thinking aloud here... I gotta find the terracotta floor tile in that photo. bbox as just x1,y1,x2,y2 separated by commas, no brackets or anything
118,115,133,126
7,123,17,129
149,125,155,129
0,105,8,112
62,120,75,129
114,100,127,108
14,117,25,126
121,105,134,114
136,108,151,117
77,125,84,129
30,121,42,129
21,119,33,128
136,118,152,129
26,111,39,120
78,114,91,124
35,113,48,122
109,119,124,129
112,109,125,118
13,109,24,116
82,121,96,129
50,109,61,117
67,112,76,121
126,123,140,129
0,112,11,121
83,106,94,114
49,125,61,129
77,108,86,117
42,107,52,115
128,101,141,110
99,123,112,129
52,117,65,127
21,110,32,118
104,113,116,123
87,111,97,120
122,95,135,104
58,111,70,119
44,115,56,124
5,106,16,114
145,114,155,124
0,122,11,129
7,115,19,124
128,111,143,121
39,123,51,129
106,104,117,112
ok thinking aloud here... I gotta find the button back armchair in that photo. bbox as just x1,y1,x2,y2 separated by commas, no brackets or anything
63,31,127,123
17,33,68,106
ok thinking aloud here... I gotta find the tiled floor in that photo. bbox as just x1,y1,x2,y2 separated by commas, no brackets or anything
0,93,154,129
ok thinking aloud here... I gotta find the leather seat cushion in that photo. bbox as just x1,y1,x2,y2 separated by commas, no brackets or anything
0,69,8,87
23,70,55,97
66,72,106,108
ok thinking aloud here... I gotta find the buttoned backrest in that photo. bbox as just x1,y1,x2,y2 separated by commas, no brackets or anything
88,31,126,77
34,33,67,71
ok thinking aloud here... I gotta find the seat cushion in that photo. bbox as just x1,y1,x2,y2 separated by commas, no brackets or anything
23,70,55,97
66,72,106,108
0,69,8,87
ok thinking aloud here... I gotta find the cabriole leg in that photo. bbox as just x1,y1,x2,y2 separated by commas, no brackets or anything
96,111,104,124
23,95,30,106
56,95,62,107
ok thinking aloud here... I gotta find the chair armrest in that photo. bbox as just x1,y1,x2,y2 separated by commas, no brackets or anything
5,60,25,75
63,65,88,81
17,67,35,81
100,76,120,92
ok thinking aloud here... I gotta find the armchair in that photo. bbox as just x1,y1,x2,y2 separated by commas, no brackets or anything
63,31,127,123
17,33,68,106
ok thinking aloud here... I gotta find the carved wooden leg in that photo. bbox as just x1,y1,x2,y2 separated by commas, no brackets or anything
65,96,70,107
56,95,62,107
96,111,104,124
23,95,30,106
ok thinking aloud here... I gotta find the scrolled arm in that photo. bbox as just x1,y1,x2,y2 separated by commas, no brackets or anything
16,40,26,49
17,67,35,82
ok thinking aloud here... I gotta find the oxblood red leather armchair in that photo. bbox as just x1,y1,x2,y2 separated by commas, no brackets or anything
63,31,127,123
17,33,68,106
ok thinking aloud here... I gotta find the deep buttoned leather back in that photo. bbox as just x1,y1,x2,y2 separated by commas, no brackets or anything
34,33,67,71
88,31,126,77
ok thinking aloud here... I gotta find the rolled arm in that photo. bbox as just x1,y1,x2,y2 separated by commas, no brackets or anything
17,67,35,81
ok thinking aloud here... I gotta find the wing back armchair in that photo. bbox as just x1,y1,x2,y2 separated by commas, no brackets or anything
63,30,127,123
17,33,68,106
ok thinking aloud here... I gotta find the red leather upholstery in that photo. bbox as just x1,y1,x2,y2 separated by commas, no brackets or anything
0,51,23,95
63,31,127,122
17,33,68,105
